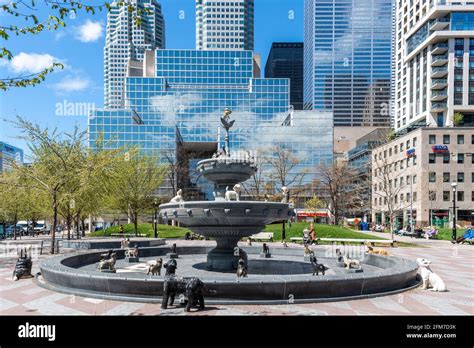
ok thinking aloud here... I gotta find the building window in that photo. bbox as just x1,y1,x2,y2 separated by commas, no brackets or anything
400,143,404,152
443,172,450,182
429,134,436,144
457,191,464,202
458,153,464,164
443,135,450,144
429,153,436,164
443,191,450,201
413,137,417,147
429,172,436,182
458,172,465,182
413,175,417,184
472,191,474,202
413,192,417,202
413,156,417,165
429,191,436,201
457,135,464,144
472,135,474,145
472,172,474,183
400,193,404,202
443,153,450,164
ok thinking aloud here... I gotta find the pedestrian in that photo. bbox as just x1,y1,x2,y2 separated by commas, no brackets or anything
309,222,316,245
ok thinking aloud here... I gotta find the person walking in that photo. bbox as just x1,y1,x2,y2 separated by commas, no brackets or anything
309,222,316,245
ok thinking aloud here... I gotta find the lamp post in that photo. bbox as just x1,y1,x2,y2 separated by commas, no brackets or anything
153,198,159,239
451,182,457,243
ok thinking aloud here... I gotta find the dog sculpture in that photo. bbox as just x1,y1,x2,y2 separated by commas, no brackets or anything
121,238,130,249
99,249,113,261
12,248,33,281
281,186,290,203
147,258,163,276
343,254,361,270
309,255,325,276
161,276,208,312
170,189,184,203
282,240,288,248
246,238,252,246
164,259,177,276
416,258,447,292
97,252,117,271
364,241,390,256
262,243,270,255
335,248,344,262
236,258,248,278
125,245,139,258
304,244,314,256
225,184,241,201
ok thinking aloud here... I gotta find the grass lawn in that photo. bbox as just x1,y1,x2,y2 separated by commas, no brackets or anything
263,222,384,241
90,223,190,239
436,228,466,241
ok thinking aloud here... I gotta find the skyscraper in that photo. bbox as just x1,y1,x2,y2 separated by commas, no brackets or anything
303,0,393,126
89,49,333,198
104,0,165,108
265,42,304,110
0,141,23,173
394,0,474,132
196,0,254,51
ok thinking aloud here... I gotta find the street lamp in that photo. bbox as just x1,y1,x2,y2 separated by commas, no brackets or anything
451,182,457,243
153,198,159,239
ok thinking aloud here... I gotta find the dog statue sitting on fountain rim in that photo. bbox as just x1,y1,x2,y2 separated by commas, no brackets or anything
236,258,248,278
170,189,184,203
260,243,271,258
225,184,241,201
309,255,325,276
343,254,361,270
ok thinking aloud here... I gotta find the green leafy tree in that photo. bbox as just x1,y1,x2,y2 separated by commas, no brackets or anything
0,170,29,239
453,112,464,127
304,196,324,212
107,151,167,237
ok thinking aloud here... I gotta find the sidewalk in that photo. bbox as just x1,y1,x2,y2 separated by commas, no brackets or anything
351,229,454,246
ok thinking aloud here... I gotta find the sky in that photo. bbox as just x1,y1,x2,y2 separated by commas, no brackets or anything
0,0,304,158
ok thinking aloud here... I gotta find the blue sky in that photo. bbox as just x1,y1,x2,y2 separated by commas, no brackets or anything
0,0,304,158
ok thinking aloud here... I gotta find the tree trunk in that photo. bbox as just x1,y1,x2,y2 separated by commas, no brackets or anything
66,215,71,240
13,214,18,240
76,211,81,240
51,191,58,254
134,213,138,237
81,218,86,237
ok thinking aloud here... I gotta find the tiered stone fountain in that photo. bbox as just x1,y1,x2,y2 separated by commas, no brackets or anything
159,109,293,270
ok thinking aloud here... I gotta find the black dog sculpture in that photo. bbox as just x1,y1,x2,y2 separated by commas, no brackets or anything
13,248,33,281
236,258,248,278
100,249,113,261
161,276,207,312
309,255,325,276
262,243,270,254
164,259,177,276
335,248,344,262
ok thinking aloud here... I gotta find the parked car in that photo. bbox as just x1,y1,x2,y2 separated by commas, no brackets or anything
16,221,29,236
32,221,50,235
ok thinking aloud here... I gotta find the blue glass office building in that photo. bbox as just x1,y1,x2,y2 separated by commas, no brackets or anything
304,0,393,127
0,141,24,173
89,50,333,198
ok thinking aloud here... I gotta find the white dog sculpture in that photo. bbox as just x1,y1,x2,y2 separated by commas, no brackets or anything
416,258,447,292
170,189,184,203
225,184,241,201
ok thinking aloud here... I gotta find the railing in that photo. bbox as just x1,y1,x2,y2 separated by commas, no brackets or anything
431,91,448,98
431,67,448,74
431,78,448,85
432,103,448,109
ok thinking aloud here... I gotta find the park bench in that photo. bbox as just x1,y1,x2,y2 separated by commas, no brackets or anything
0,239,44,255
110,233,147,238
290,237,304,243
317,238,395,247
249,232,274,242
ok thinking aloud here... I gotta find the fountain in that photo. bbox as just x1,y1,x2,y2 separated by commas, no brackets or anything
159,109,293,270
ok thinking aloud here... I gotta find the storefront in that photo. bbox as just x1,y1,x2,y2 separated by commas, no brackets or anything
429,209,449,227
296,209,331,224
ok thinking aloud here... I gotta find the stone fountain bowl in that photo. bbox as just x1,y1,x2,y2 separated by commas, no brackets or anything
196,158,257,186
159,201,292,239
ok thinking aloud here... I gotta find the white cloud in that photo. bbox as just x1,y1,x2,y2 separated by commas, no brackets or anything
9,52,59,74
76,20,103,42
52,75,90,93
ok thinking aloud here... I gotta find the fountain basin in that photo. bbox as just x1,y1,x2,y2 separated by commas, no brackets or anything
197,158,257,188
159,201,292,270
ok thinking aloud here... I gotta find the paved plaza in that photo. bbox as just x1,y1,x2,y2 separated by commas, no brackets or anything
1,237,472,316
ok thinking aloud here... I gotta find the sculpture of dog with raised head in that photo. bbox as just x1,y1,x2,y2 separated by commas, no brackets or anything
225,184,241,201
416,258,447,292
309,255,325,276
125,245,139,258
97,252,117,271
12,248,33,281
170,189,184,203
236,258,248,278
343,254,361,270
147,258,163,276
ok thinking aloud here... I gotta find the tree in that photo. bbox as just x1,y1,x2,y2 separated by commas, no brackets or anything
106,151,167,236
371,148,412,238
304,196,324,212
0,170,29,239
0,1,149,90
314,162,357,225
241,148,270,200
453,112,464,127
7,117,87,253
